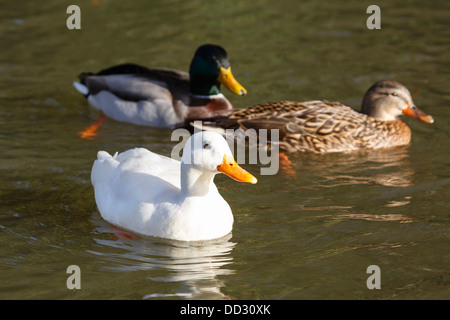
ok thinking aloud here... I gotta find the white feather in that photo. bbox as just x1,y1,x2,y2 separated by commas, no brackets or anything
72,81,89,96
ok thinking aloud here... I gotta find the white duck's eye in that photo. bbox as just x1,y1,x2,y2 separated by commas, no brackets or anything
203,143,210,149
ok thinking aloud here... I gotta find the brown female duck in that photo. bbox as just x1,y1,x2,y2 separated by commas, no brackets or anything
205,80,434,153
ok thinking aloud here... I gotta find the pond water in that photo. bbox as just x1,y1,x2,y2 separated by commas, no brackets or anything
0,0,449,299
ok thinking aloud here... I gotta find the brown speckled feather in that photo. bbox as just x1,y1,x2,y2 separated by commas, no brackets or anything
213,100,411,153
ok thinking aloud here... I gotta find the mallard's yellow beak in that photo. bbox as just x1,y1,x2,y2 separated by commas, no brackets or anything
402,105,434,124
217,154,257,184
217,66,247,96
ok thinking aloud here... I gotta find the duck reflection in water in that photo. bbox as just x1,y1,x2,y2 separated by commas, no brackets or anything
283,146,415,188
90,214,236,299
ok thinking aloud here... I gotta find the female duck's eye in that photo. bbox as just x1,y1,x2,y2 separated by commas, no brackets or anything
203,143,210,149
390,92,398,97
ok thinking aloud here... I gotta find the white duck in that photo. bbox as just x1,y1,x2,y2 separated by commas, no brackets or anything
91,131,257,241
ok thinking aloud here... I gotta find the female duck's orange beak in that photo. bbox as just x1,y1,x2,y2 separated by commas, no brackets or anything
217,154,257,184
217,66,247,96
402,105,434,124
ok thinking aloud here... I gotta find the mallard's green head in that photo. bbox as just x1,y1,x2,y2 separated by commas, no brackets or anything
189,44,247,96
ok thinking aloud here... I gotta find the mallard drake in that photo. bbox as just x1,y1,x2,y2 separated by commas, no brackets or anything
91,131,257,241
73,44,247,129
202,80,434,153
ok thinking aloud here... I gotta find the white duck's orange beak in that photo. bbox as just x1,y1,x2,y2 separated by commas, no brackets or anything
217,154,257,184
402,104,434,124
217,66,247,96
